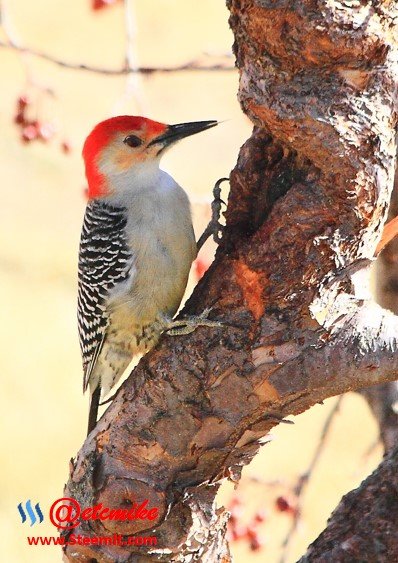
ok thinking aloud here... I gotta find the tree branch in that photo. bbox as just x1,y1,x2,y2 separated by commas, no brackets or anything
62,1,398,560
0,1,234,76
299,444,398,563
0,39,235,75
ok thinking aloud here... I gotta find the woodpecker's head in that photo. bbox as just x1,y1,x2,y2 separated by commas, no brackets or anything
83,116,218,199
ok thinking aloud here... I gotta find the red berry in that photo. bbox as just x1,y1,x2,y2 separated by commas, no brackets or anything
21,124,38,142
17,95,30,110
231,525,247,541
230,496,242,506
230,504,243,519
14,112,26,125
254,509,267,523
250,535,265,551
92,0,118,10
246,526,265,550
246,525,258,540
275,496,291,512
61,141,72,154
38,122,55,141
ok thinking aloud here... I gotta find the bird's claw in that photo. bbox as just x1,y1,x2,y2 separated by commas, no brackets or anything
165,306,223,336
210,178,229,244
209,177,228,244
197,177,229,251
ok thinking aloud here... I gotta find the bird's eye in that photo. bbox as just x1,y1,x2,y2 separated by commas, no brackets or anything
123,134,143,148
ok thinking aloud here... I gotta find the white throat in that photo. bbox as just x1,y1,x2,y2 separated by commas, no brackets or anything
102,159,180,208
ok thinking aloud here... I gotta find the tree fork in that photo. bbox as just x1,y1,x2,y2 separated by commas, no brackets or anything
64,2,398,561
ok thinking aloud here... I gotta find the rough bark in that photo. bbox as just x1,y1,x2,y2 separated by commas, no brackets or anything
361,164,398,451
299,444,398,563
377,164,398,317
360,378,398,450
63,1,398,561
305,156,398,561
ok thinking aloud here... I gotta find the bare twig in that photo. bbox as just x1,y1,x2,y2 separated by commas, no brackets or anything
119,0,146,113
123,0,138,73
279,396,344,563
0,39,235,75
0,0,235,76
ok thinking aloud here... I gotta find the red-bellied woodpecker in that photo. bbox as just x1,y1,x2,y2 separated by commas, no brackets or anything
78,116,221,435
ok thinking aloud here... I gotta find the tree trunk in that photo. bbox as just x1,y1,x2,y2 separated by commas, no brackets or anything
63,1,398,561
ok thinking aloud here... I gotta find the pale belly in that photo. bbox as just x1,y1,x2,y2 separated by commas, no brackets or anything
90,313,164,398
91,231,195,397
88,178,197,397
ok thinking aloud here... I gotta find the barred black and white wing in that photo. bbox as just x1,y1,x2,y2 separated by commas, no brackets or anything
77,200,132,392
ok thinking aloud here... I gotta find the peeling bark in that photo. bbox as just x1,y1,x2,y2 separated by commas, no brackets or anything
63,1,398,561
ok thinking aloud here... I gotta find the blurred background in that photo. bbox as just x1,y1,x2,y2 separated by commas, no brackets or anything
0,1,384,561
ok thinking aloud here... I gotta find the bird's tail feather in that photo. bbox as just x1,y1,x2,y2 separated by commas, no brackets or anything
87,385,101,436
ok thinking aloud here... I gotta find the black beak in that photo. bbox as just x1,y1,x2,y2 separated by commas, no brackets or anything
148,120,218,147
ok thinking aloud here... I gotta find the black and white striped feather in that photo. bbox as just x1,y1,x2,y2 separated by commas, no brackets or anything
77,200,132,391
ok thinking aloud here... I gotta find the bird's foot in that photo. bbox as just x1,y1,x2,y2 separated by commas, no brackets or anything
196,177,229,252
164,307,223,336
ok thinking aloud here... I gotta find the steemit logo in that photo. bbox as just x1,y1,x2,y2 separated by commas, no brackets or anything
17,500,44,526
